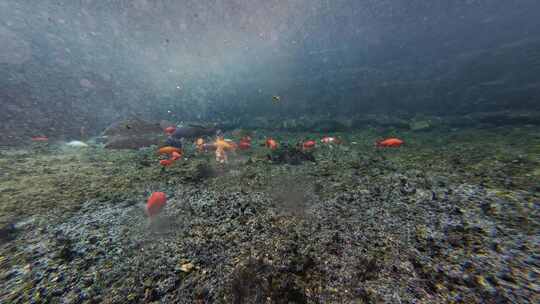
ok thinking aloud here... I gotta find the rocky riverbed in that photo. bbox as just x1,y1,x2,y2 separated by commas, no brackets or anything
0,127,539,303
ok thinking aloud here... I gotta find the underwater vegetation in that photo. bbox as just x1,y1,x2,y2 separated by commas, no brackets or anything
0,125,538,303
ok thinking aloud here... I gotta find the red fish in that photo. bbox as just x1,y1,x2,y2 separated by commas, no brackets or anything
146,192,167,217
238,140,251,150
31,136,49,142
164,126,176,135
238,136,252,150
321,136,341,144
376,138,404,147
265,138,278,150
159,159,174,166
171,151,182,161
158,146,182,155
302,140,316,150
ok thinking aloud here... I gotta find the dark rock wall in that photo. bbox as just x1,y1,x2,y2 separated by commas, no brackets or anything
1,0,539,145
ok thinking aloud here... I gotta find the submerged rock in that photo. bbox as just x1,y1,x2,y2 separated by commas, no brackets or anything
164,136,183,149
170,125,217,139
267,144,316,165
102,117,163,137
0,222,16,244
228,257,308,304
102,117,165,149
55,237,76,262
179,262,195,273
409,120,432,131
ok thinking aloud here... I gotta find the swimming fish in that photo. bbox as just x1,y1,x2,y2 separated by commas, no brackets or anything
238,136,252,150
31,136,49,142
159,159,174,166
265,138,278,150
214,136,236,164
158,146,182,155
302,140,316,150
146,192,167,217
238,141,251,150
321,136,342,144
171,151,182,161
272,95,281,103
215,137,236,151
164,126,176,135
376,138,404,147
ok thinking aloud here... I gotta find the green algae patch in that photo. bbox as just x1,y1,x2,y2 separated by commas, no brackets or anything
0,146,173,222
1,127,540,303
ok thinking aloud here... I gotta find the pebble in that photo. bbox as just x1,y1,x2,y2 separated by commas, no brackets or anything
51,273,63,282
180,262,195,273
474,275,488,288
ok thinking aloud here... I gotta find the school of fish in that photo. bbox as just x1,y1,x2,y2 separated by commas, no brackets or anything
144,123,405,218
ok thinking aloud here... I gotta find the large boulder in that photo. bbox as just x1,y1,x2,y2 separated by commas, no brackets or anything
351,115,410,129
170,125,218,139
102,117,165,149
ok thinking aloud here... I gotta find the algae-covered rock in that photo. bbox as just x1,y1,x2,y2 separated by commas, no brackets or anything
0,222,16,244
410,120,431,131
186,161,217,181
226,257,308,304
102,117,165,149
267,145,315,165
171,126,217,140
351,114,409,129
102,117,162,137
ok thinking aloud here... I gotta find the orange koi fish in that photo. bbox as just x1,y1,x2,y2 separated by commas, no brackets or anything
146,192,167,217
376,138,404,147
158,146,182,155
265,138,278,150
